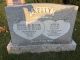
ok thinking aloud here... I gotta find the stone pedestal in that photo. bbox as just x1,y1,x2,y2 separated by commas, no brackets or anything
7,40,76,54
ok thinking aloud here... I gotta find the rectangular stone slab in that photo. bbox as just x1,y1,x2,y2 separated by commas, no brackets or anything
5,3,78,45
7,40,76,54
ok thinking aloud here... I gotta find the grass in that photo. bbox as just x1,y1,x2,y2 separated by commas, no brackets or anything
0,1,80,60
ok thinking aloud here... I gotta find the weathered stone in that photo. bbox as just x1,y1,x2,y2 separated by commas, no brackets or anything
5,3,78,54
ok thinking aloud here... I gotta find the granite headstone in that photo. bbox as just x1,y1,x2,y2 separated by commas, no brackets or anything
5,3,78,54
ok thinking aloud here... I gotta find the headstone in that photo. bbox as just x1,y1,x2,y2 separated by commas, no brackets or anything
6,0,25,5
5,3,78,54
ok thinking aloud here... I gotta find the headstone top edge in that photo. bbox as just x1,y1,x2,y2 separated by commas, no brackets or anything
5,3,78,8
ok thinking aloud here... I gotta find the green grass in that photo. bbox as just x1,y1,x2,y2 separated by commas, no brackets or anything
0,1,80,60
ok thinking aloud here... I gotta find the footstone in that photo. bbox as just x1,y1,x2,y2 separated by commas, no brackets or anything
5,3,78,54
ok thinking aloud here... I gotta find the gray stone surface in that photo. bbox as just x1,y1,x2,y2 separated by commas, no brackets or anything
5,4,78,45
5,3,78,53
7,40,76,54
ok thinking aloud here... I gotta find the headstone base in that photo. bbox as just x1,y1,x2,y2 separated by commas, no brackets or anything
7,40,76,54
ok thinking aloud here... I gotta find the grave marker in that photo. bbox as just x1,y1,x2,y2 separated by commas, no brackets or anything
5,1,78,54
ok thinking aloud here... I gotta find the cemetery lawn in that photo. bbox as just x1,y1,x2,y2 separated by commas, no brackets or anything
0,2,80,60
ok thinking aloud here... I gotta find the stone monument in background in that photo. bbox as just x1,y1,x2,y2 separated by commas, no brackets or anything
6,0,25,5
5,0,78,54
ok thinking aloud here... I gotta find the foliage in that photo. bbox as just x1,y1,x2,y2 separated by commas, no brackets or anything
25,0,63,3
65,0,80,10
